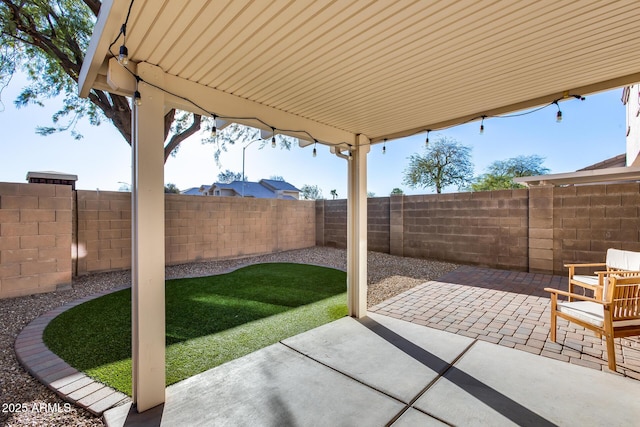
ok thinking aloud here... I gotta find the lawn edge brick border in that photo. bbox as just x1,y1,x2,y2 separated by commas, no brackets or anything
14,286,131,417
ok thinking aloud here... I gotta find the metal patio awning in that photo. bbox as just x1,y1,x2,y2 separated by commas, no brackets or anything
80,0,640,146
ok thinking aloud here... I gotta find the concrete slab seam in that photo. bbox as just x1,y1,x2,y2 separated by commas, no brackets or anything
386,339,478,426
279,341,405,405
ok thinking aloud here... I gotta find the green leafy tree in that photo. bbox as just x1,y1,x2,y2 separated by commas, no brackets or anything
330,189,338,200
403,136,473,194
472,155,550,191
164,183,180,194
300,184,323,200
390,188,404,195
217,170,243,183
367,192,376,198
0,1,293,165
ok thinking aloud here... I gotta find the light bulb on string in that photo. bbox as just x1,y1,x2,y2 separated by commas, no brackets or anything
555,102,562,123
118,45,129,65
133,90,142,106
382,139,387,155
271,128,276,148
480,116,486,134
312,140,317,158
211,115,217,138
118,24,128,65
425,130,431,146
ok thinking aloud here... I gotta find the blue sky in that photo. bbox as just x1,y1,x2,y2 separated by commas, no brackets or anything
0,72,626,198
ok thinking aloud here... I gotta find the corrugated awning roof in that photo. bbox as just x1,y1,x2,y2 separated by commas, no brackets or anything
80,0,640,146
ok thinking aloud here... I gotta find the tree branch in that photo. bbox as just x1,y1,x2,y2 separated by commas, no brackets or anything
82,0,102,17
164,108,176,141
164,114,202,162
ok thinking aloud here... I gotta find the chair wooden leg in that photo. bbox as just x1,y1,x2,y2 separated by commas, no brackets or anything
605,335,617,371
550,295,557,342
568,281,573,302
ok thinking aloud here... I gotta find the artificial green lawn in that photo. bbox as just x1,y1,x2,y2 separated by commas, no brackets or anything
43,263,347,395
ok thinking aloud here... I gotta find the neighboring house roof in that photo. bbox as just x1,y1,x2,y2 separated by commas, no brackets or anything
181,187,202,195
210,180,300,199
577,154,627,171
259,179,300,192
181,185,211,195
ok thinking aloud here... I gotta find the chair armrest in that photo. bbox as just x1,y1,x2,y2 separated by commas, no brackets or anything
544,287,604,304
564,262,606,268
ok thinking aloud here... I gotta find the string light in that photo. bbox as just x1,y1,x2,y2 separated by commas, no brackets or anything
118,25,129,65
312,140,317,157
425,130,431,146
271,127,276,148
554,101,562,123
211,114,217,138
480,115,486,134
133,90,142,106
382,139,387,155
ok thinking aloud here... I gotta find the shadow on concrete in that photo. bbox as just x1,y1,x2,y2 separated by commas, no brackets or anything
358,316,558,427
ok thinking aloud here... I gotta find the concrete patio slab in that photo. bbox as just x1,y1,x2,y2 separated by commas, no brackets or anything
415,340,640,426
283,312,474,403
106,342,405,427
104,313,640,427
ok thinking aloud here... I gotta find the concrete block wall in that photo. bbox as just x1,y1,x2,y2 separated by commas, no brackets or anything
0,182,72,298
77,191,316,274
317,190,529,271
322,199,347,248
76,190,131,275
367,198,390,253
529,187,554,273
165,195,315,265
401,190,529,270
551,183,640,274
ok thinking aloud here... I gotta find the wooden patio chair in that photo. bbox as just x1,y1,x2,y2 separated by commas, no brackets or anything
545,275,640,371
565,248,640,301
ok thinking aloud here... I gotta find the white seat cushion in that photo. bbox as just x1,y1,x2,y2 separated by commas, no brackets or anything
558,301,640,328
571,275,599,287
558,301,604,327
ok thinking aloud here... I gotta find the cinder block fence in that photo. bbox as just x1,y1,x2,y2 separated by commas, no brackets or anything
1,180,639,298
0,183,72,299
0,183,315,299
315,183,640,275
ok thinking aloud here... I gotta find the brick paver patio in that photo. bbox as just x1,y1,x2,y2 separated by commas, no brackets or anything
370,265,640,380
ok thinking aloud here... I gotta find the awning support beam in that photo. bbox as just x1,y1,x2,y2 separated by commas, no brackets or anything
347,134,370,318
131,62,166,412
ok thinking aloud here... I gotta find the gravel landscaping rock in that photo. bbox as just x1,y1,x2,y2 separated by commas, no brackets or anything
0,247,459,426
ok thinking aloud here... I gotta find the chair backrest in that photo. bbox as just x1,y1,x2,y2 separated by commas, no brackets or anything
606,248,640,271
606,276,640,321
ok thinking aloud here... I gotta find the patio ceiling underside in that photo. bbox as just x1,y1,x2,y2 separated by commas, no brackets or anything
82,0,640,145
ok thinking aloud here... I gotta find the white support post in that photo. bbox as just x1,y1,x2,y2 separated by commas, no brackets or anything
347,135,370,318
131,63,166,412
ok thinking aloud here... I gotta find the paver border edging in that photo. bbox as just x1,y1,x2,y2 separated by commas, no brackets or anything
14,286,132,416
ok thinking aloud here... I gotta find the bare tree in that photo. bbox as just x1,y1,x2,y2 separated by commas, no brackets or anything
403,136,473,194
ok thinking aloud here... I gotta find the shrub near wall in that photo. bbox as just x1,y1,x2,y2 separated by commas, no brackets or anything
0,182,72,298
